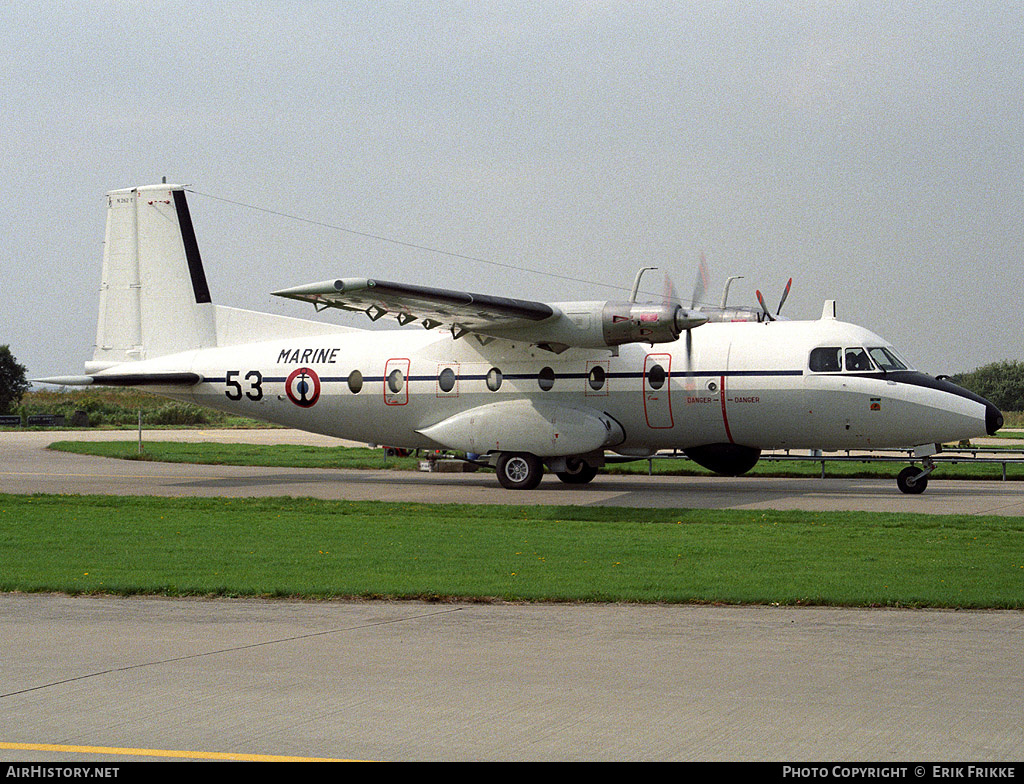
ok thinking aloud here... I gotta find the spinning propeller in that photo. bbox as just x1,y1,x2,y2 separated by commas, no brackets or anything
658,254,712,385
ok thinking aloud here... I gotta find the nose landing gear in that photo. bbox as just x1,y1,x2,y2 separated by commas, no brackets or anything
897,455,937,495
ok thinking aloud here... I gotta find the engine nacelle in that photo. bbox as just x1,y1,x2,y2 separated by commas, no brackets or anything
601,302,686,346
475,300,709,352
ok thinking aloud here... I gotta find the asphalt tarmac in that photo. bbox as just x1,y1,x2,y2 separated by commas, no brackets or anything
4,429,1024,514
1,429,1022,762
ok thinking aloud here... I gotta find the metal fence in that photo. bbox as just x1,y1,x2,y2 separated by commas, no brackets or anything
640,447,1024,481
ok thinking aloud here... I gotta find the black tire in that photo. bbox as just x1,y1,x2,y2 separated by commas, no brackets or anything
496,452,544,490
556,458,599,485
897,466,928,495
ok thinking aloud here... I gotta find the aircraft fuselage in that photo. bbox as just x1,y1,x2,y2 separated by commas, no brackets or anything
131,317,998,459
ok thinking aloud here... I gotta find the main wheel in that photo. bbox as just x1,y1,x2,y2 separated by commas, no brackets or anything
556,458,599,485
897,466,928,495
496,452,544,490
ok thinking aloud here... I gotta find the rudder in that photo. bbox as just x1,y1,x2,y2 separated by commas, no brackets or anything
91,184,217,369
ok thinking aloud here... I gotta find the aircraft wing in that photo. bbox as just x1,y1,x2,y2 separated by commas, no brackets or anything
272,278,556,336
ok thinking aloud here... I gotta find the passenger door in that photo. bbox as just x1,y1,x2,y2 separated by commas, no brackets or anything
643,353,673,429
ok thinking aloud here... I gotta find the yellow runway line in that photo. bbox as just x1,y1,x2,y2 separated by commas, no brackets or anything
0,741,363,762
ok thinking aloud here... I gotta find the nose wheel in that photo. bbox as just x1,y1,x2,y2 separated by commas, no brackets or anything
897,457,935,495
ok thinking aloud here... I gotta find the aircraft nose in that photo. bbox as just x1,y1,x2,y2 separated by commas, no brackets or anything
894,372,1002,440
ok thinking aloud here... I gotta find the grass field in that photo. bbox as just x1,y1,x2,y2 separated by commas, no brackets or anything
49,440,422,471
1,493,1022,608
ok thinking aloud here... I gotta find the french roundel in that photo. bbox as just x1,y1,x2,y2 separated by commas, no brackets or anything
285,367,321,408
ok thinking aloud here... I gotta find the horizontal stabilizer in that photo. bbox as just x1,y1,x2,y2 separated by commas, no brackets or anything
35,372,202,387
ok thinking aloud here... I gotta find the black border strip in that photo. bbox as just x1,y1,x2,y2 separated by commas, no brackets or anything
172,189,213,304
90,372,202,387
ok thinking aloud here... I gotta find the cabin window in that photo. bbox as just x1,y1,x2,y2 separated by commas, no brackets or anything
538,366,555,391
868,347,908,372
588,365,606,391
486,367,503,392
809,347,842,372
647,363,666,390
438,367,456,393
844,348,874,372
387,368,405,394
347,370,363,394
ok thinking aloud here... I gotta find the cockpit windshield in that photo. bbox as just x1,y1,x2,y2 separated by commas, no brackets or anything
867,346,909,372
809,345,912,373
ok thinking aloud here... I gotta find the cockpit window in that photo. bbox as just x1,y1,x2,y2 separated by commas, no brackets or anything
867,346,908,372
809,347,842,372
811,345,911,374
844,348,874,372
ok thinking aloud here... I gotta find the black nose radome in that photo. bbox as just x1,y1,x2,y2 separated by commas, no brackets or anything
987,402,1004,436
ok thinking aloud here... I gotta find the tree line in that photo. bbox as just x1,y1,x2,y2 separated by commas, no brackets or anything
950,360,1024,413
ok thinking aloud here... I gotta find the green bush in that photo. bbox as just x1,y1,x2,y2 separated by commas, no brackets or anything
953,361,1024,412
145,403,210,426
21,389,227,427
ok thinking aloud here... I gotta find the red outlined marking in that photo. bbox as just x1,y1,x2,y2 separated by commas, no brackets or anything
384,358,410,406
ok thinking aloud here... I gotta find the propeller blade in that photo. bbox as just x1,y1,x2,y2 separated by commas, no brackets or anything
692,253,710,309
777,278,792,315
756,290,775,321
684,328,695,389
662,270,680,307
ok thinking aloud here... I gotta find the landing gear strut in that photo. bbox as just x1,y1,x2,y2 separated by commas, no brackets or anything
897,457,936,495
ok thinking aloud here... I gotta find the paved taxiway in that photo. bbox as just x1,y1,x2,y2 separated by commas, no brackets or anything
4,429,1024,514
2,595,1023,762
2,429,1023,761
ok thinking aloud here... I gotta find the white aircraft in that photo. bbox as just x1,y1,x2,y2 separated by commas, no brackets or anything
39,183,1002,494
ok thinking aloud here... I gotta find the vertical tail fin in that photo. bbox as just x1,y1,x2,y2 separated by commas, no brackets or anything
91,184,217,369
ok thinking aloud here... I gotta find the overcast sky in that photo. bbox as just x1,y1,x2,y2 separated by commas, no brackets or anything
3,1,1022,381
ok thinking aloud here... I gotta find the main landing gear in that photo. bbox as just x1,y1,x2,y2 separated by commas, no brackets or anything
555,457,599,485
494,453,600,489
